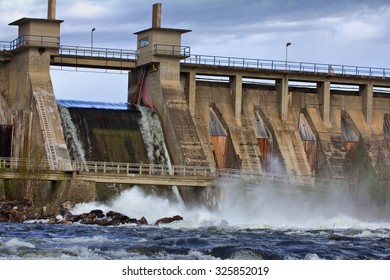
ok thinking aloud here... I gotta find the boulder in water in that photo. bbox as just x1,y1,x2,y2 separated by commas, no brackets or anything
155,215,183,225
138,216,148,225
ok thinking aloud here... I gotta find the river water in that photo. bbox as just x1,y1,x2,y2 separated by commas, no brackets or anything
1,183,389,260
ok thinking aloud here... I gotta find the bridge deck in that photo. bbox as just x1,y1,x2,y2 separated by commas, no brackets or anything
0,158,343,188
51,45,137,70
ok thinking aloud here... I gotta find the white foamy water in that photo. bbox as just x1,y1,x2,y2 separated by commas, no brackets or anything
138,106,171,166
71,179,390,231
58,106,88,165
4,238,35,249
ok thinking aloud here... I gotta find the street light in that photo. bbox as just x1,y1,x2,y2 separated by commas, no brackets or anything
285,42,291,70
91,27,96,49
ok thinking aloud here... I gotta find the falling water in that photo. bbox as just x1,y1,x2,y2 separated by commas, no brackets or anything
58,105,88,166
137,106,182,201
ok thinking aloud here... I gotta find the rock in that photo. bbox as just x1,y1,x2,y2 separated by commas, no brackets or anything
60,208,72,218
106,211,139,225
62,201,75,209
155,215,183,225
138,216,148,225
90,209,105,218
66,215,81,223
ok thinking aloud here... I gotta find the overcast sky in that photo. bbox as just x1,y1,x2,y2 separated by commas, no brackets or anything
1,0,390,102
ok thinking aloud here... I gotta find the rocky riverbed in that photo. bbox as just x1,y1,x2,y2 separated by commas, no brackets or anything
0,200,183,226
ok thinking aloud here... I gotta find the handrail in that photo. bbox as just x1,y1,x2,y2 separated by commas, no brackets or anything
59,45,137,60
0,41,11,51
154,44,190,57
8,34,60,49
0,157,340,186
2,35,388,78
182,54,390,78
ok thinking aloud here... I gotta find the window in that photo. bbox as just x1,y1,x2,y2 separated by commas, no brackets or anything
139,37,149,48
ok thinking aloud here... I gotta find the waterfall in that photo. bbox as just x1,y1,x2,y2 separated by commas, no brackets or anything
138,106,170,165
137,106,182,202
58,105,88,166
58,100,182,202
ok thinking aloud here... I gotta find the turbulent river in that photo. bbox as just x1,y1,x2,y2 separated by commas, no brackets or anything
1,183,389,260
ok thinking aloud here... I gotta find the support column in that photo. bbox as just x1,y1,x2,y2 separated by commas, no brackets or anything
0,179,5,200
188,71,196,116
230,74,243,124
360,83,373,125
276,76,289,121
317,81,330,124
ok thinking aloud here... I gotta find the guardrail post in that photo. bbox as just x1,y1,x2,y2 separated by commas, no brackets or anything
149,164,152,175
103,162,106,173
126,163,129,174
117,164,120,174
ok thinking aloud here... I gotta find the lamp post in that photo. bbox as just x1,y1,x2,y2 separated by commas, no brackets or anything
91,27,96,49
285,42,291,70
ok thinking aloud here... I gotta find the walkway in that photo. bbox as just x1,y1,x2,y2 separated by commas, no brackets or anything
0,158,339,188
2,34,390,78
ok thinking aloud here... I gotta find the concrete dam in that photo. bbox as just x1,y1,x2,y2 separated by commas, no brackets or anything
1,1,390,211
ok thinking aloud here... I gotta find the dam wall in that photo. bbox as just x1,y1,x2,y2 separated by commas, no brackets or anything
1,2,390,209
182,78,390,181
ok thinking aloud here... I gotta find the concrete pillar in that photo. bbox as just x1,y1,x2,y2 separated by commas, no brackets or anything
276,77,289,121
317,81,330,124
360,83,373,125
188,71,196,116
230,74,243,124
0,179,5,200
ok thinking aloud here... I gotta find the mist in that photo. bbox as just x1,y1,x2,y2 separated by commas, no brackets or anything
71,176,390,230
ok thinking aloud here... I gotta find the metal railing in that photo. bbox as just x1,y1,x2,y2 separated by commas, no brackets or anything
154,44,190,57
2,34,389,78
59,45,137,60
0,41,11,51
7,34,60,49
0,157,340,188
182,54,390,78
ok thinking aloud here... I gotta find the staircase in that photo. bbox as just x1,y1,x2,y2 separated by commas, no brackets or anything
35,93,58,170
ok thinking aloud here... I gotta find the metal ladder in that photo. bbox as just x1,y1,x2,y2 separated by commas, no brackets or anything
35,93,58,170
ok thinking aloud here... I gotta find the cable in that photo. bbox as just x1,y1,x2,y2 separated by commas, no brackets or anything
25,0,46,18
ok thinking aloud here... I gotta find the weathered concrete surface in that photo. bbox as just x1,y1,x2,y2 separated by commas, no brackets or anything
306,106,348,178
1,33,71,170
194,81,261,173
348,110,390,173
1,179,95,214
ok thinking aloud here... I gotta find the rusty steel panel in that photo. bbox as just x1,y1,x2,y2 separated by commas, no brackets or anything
303,140,317,173
211,135,228,168
257,138,272,171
